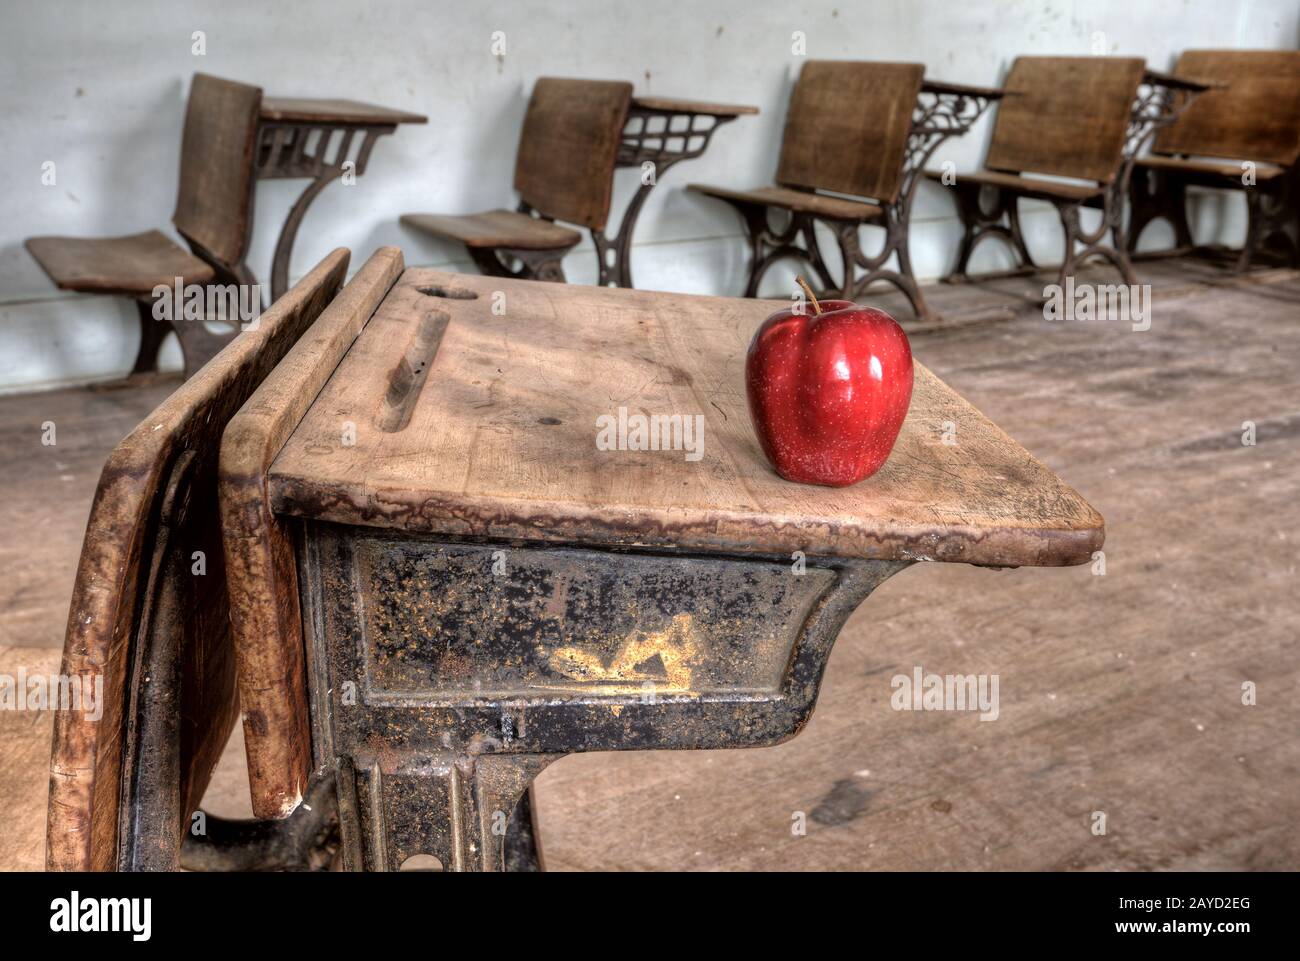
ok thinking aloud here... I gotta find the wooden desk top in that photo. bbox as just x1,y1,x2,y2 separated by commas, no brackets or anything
630,95,759,116
267,270,1103,568
259,97,428,126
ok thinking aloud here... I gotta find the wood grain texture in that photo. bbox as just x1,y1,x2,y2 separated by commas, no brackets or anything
220,247,403,820
46,248,349,871
259,97,427,126
776,60,925,204
269,270,1104,568
400,210,581,250
986,56,1145,184
1152,50,1300,166
172,73,263,270
686,184,883,221
24,230,216,296
513,78,633,230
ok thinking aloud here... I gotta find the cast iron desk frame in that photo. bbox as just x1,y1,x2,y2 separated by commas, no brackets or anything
255,97,427,300
594,96,759,288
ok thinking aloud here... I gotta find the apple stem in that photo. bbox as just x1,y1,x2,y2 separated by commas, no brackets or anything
796,276,822,316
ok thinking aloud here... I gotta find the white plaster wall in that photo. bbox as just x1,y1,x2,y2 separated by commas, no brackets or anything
1,0,1295,392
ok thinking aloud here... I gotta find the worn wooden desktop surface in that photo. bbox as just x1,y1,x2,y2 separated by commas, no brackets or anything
268,270,1102,567
258,97,427,126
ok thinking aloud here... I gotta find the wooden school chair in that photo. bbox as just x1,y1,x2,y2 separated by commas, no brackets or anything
45,249,351,872
1128,50,1300,271
689,61,933,315
925,56,1149,288
26,74,262,380
401,78,632,284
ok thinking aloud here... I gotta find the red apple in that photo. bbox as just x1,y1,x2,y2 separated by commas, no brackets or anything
746,284,913,487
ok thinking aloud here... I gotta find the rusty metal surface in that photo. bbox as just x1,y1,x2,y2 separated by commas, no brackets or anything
255,122,393,301
179,770,339,872
301,521,907,870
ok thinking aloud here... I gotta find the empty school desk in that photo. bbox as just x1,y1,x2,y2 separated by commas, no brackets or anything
222,264,1104,871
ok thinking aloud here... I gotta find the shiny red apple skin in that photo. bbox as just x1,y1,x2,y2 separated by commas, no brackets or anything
746,299,914,487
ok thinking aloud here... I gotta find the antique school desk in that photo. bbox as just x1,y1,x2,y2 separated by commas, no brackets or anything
222,253,1104,871
256,97,427,300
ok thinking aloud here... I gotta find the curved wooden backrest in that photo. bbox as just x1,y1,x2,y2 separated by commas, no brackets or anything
513,78,632,230
776,60,925,204
1153,50,1300,166
172,73,263,271
221,247,405,820
47,248,351,871
986,56,1146,184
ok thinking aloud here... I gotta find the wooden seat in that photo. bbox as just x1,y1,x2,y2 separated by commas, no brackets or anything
687,184,884,221
25,230,216,295
1129,50,1300,270
24,74,263,379
46,248,352,872
400,210,581,250
402,78,631,283
928,56,1147,287
688,60,935,317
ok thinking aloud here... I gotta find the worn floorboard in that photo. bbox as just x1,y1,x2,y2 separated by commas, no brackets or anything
0,646,63,871
0,374,179,650
0,258,1295,870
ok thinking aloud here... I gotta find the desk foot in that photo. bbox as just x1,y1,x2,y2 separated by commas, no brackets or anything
337,752,559,872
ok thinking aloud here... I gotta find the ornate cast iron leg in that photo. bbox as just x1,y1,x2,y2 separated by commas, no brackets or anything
134,290,243,380
270,174,335,302
470,246,572,283
942,184,1038,283
1052,187,1139,290
1054,203,1083,291
1237,177,1299,272
611,107,743,288
132,299,170,375
258,123,392,302
1127,166,1194,255
716,202,835,298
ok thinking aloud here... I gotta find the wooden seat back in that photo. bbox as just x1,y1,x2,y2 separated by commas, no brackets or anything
47,248,351,871
1153,50,1300,166
171,73,263,273
513,78,633,231
985,56,1146,185
775,60,924,205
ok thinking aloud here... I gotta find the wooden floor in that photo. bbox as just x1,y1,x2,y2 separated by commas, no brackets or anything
2,256,1297,870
